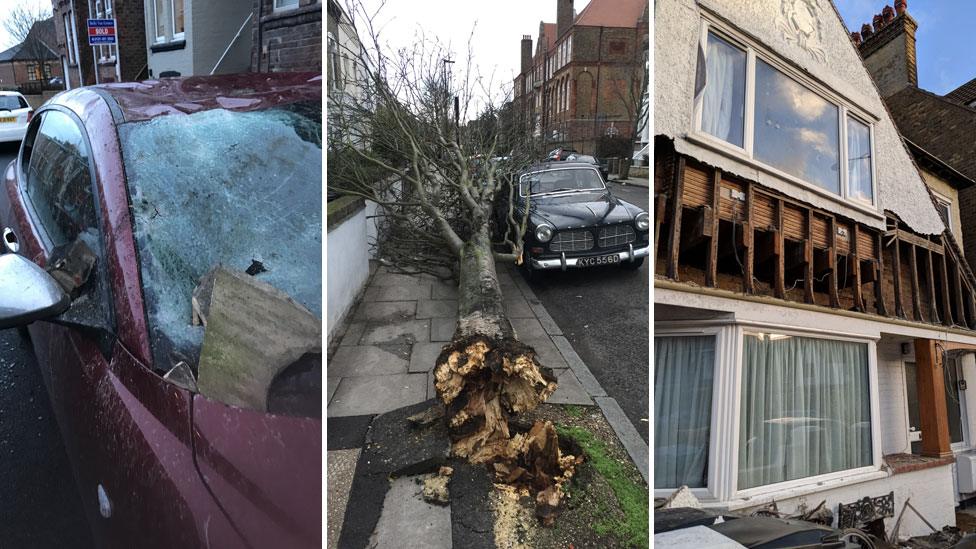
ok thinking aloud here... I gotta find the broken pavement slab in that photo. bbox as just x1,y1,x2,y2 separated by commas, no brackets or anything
368,476,452,549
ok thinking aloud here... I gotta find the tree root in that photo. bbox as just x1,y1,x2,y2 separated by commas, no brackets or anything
433,334,582,525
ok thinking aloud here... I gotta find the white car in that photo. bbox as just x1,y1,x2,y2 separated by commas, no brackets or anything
0,91,33,144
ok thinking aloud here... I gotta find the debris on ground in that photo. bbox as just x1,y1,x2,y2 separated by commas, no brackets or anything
421,466,453,505
406,404,445,428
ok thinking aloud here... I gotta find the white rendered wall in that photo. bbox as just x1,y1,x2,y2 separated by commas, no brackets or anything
327,207,369,346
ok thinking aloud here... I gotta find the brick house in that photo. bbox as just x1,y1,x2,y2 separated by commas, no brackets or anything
51,0,148,88
655,0,976,537
853,2,976,269
513,0,648,156
0,18,63,93
250,0,321,73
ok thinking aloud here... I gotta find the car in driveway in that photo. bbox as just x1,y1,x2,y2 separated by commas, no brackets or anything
0,73,321,548
494,161,649,275
0,91,33,143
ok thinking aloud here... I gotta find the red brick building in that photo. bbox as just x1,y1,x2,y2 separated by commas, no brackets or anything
513,0,648,155
0,18,63,93
51,0,147,88
250,0,321,73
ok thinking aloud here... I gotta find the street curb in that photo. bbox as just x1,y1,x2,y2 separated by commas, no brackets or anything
508,265,648,483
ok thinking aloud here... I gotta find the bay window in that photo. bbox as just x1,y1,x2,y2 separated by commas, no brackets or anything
738,332,873,489
696,22,876,207
654,335,715,489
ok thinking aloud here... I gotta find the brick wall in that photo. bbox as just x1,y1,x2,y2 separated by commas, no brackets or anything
117,0,148,81
251,0,322,73
50,0,145,86
960,187,976,262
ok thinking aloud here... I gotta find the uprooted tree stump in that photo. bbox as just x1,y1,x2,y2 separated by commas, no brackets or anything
433,234,583,525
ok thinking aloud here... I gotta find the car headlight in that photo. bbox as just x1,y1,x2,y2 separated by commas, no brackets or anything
535,224,554,243
635,212,649,231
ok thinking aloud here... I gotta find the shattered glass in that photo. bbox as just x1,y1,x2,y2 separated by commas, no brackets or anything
119,103,322,370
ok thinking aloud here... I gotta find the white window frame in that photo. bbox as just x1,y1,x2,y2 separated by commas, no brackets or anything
654,320,882,504
274,0,301,13
151,0,166,43
63,13,76,65
691,16,880,218
933,191,953,231
171,0,185,41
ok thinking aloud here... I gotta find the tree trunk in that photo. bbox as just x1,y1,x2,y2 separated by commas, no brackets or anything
432,227,579,524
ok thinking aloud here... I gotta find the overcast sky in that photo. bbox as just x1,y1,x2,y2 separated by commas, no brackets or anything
0,0,52,50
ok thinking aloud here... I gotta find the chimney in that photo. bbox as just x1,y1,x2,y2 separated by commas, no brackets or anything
521,35,533,75
557,0,573,38
857,1,918,97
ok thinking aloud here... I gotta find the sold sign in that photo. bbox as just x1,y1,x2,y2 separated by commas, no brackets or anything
87,19,117,45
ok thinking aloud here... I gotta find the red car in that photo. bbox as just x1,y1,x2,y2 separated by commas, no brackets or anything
0,73,322,548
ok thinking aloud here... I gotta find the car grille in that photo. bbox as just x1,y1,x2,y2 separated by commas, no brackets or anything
598,225,636,248
550,230,594,252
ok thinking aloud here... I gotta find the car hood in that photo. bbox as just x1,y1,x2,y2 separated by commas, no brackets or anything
191,395,321,549
527,190,639,229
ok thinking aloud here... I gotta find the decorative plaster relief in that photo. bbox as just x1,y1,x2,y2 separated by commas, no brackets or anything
778,0,827,63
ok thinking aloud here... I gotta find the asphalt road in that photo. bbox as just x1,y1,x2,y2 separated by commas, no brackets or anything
0,143,94,548
525,180,650,443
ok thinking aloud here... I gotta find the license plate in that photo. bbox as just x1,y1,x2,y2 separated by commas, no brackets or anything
577,254,620,267
0,117,15,123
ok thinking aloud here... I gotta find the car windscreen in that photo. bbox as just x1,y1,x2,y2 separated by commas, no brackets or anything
519,168,605,196
0,95,27,111
119,102,322,371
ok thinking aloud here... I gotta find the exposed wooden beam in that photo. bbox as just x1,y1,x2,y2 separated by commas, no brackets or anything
805,209,815,304
653,193,667,263
914,338,953,458
744,181,755,295
851,224,863,312
909,244,922,322
679,206,712,254
927,248,940,325
953,255,966,327
885,229,944,255
666,156,685,280
771,199,784,298
705,168,721,287
874,232,887,316
939,253,954,326
893,236,904,318
828,216,839,308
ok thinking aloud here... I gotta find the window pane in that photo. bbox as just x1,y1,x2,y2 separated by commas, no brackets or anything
946,359,965,444
654,335,715,489
754,59,840,194
738,333,872,490
701,32,745,147
847,117,872,202
173,0,184,34
26,111,95,247
936,200,951,229
154,0,166,38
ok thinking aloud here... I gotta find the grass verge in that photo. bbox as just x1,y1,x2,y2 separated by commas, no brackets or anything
557,425,649,548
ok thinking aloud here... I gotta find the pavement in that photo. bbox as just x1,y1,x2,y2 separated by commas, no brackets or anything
327,258,649,548
608,175,649,188
0,144,94,549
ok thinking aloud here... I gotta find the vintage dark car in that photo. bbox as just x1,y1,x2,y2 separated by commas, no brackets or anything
494,161,649,275
0,73,321,548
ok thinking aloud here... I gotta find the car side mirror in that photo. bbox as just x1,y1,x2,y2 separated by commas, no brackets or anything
0,253,70,329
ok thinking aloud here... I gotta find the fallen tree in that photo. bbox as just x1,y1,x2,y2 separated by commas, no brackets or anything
328,0,580,523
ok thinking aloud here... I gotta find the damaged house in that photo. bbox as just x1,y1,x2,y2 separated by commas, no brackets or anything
654,0,976,537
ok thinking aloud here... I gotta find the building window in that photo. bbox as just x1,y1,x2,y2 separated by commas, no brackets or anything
696,23,876,206
700,32,746,147
654,335,715,489
754,58,840,195
738,332,872,490
27,63,40,81
274,0,300,11
172,0,185,38
934,195,952,229
63,13,76,64
42,64,52,79
93,0,116,61
153,0,166,42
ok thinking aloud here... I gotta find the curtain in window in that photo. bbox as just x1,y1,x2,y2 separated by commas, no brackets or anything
701,33,745,147
738,334,872,490
654,335,715,488
847,117,872,201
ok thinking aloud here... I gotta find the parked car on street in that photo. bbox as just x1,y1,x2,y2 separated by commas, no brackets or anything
0,72,322,548
494,161,649,276
546,147,578,161
565,153,609,180
0,90,33,143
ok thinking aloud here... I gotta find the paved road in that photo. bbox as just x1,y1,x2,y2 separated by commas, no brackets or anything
525,180,650,443
0,143,94,548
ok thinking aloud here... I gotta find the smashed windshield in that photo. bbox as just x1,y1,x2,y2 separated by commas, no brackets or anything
519,168,605,196
120,102,322,372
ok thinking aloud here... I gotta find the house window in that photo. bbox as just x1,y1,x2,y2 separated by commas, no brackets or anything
738,332,872,490
935,196,952,230
172,0,185,38
754,58,840,195
27,63,39,81
153,0,166,42
700,32,746,147
42,64,52,79
274,0,300,11
696,23,876,206
93,0,116,61
63,13,76,64
654,334,715,489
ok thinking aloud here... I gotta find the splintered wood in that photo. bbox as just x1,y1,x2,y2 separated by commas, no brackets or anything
433,334,582,525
